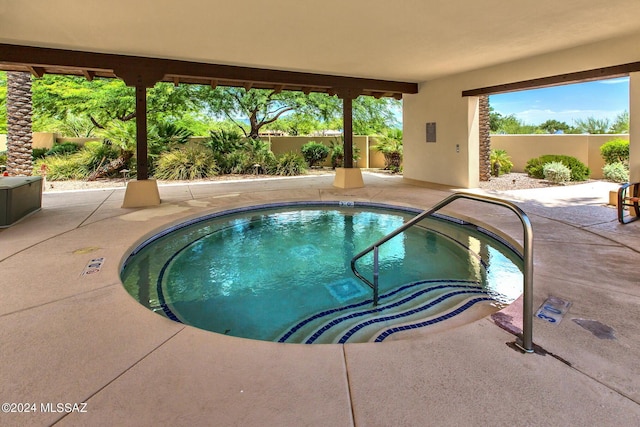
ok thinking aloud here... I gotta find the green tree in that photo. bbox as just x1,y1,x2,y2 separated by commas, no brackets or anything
609,110,629,134
197,87,308,139
352,96,400,135
538,119,573,134
493,114,540,134
31,75,200,130
574,117,610,134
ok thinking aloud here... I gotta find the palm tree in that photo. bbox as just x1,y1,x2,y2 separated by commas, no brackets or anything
6,71,33,176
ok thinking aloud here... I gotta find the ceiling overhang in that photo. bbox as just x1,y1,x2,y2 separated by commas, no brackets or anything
0,43,417,99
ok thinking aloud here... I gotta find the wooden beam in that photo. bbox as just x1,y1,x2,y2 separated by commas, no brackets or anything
210,79,218,89
273,84,284,94
462,61,640,97
135,85,149,180
343,97,354,168
173,76,180,87
0,43,418,96
244,82,253,91
82,69,95,81
26,66,45,78
302,87,312,95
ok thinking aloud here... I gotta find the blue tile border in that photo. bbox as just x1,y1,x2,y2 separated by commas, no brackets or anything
373,297,493,342
277,279,481,342
336,294,491,344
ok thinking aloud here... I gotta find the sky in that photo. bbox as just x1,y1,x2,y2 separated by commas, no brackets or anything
489,77,629,126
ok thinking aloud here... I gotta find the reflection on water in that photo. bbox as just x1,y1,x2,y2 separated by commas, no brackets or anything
121,206,523,341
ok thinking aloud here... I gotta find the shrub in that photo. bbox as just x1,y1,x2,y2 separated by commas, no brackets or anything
32,141,122,180
301,141,329,167
329,139,344,169
272,152,307,176
543,162,571,184
46,142,80,156
0,151,6,167
600,138,629,165
206,129,244,155
525,155,590,181
602,162,629,183
154,145,217,180
374,137,403,171
32,148,48,160
33,154,89,180
489,149,513,176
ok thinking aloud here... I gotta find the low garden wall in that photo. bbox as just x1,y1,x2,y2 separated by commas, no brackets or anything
491,134,629,179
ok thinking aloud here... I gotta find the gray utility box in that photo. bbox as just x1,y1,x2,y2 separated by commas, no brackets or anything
0,176,43,228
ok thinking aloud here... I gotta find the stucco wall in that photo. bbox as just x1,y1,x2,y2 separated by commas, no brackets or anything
403,31,640,188
491,134,629,179
267,136,386,168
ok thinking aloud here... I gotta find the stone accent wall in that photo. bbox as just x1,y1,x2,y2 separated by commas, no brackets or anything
479,95,491,181
6,72,33,176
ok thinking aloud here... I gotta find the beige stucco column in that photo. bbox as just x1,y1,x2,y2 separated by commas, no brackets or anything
630,72,640,183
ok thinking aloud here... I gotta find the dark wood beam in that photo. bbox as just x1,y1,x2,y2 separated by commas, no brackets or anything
0,43,418,96
343,97,354,168
26,66,45,78
210,79,218,89
462,61,640,97
135,85,149,180
173,76,180,87
82,69,95,81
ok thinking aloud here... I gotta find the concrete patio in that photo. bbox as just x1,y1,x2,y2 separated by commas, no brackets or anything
1,172,639,426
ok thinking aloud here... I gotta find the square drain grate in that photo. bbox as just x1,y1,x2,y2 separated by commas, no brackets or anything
326,278,369,303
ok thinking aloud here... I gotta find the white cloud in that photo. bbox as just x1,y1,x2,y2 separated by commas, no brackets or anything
514,108,624,125
598,77,629,85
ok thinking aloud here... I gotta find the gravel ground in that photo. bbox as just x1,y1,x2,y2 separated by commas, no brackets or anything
478,172,565,191
39,170,582,193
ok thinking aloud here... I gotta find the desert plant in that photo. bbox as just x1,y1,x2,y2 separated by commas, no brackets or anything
32,148,48,160
329,139,344,169
273,151,307,176
525,154,590,181
602,162,629,183
301,141,330,167
600,138,629,165
489,149,513,176
374,136,403,172
543,162,571,184
46,142,80,156
154,145,217,180
206,129,244,155
33,154,89,180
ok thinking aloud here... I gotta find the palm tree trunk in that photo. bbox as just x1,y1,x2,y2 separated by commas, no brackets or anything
6,72,33,176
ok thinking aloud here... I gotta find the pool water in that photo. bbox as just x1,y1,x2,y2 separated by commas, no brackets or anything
121,203,523,343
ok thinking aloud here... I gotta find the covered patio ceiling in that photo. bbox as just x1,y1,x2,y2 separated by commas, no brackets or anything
2,1,640,86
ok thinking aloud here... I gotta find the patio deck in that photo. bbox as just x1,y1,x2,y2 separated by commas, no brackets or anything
1,172,639,426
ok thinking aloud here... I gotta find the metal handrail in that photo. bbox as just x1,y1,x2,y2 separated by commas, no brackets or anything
350,192,534,353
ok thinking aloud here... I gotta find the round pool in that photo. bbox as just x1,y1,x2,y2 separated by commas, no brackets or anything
120,202,523,343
